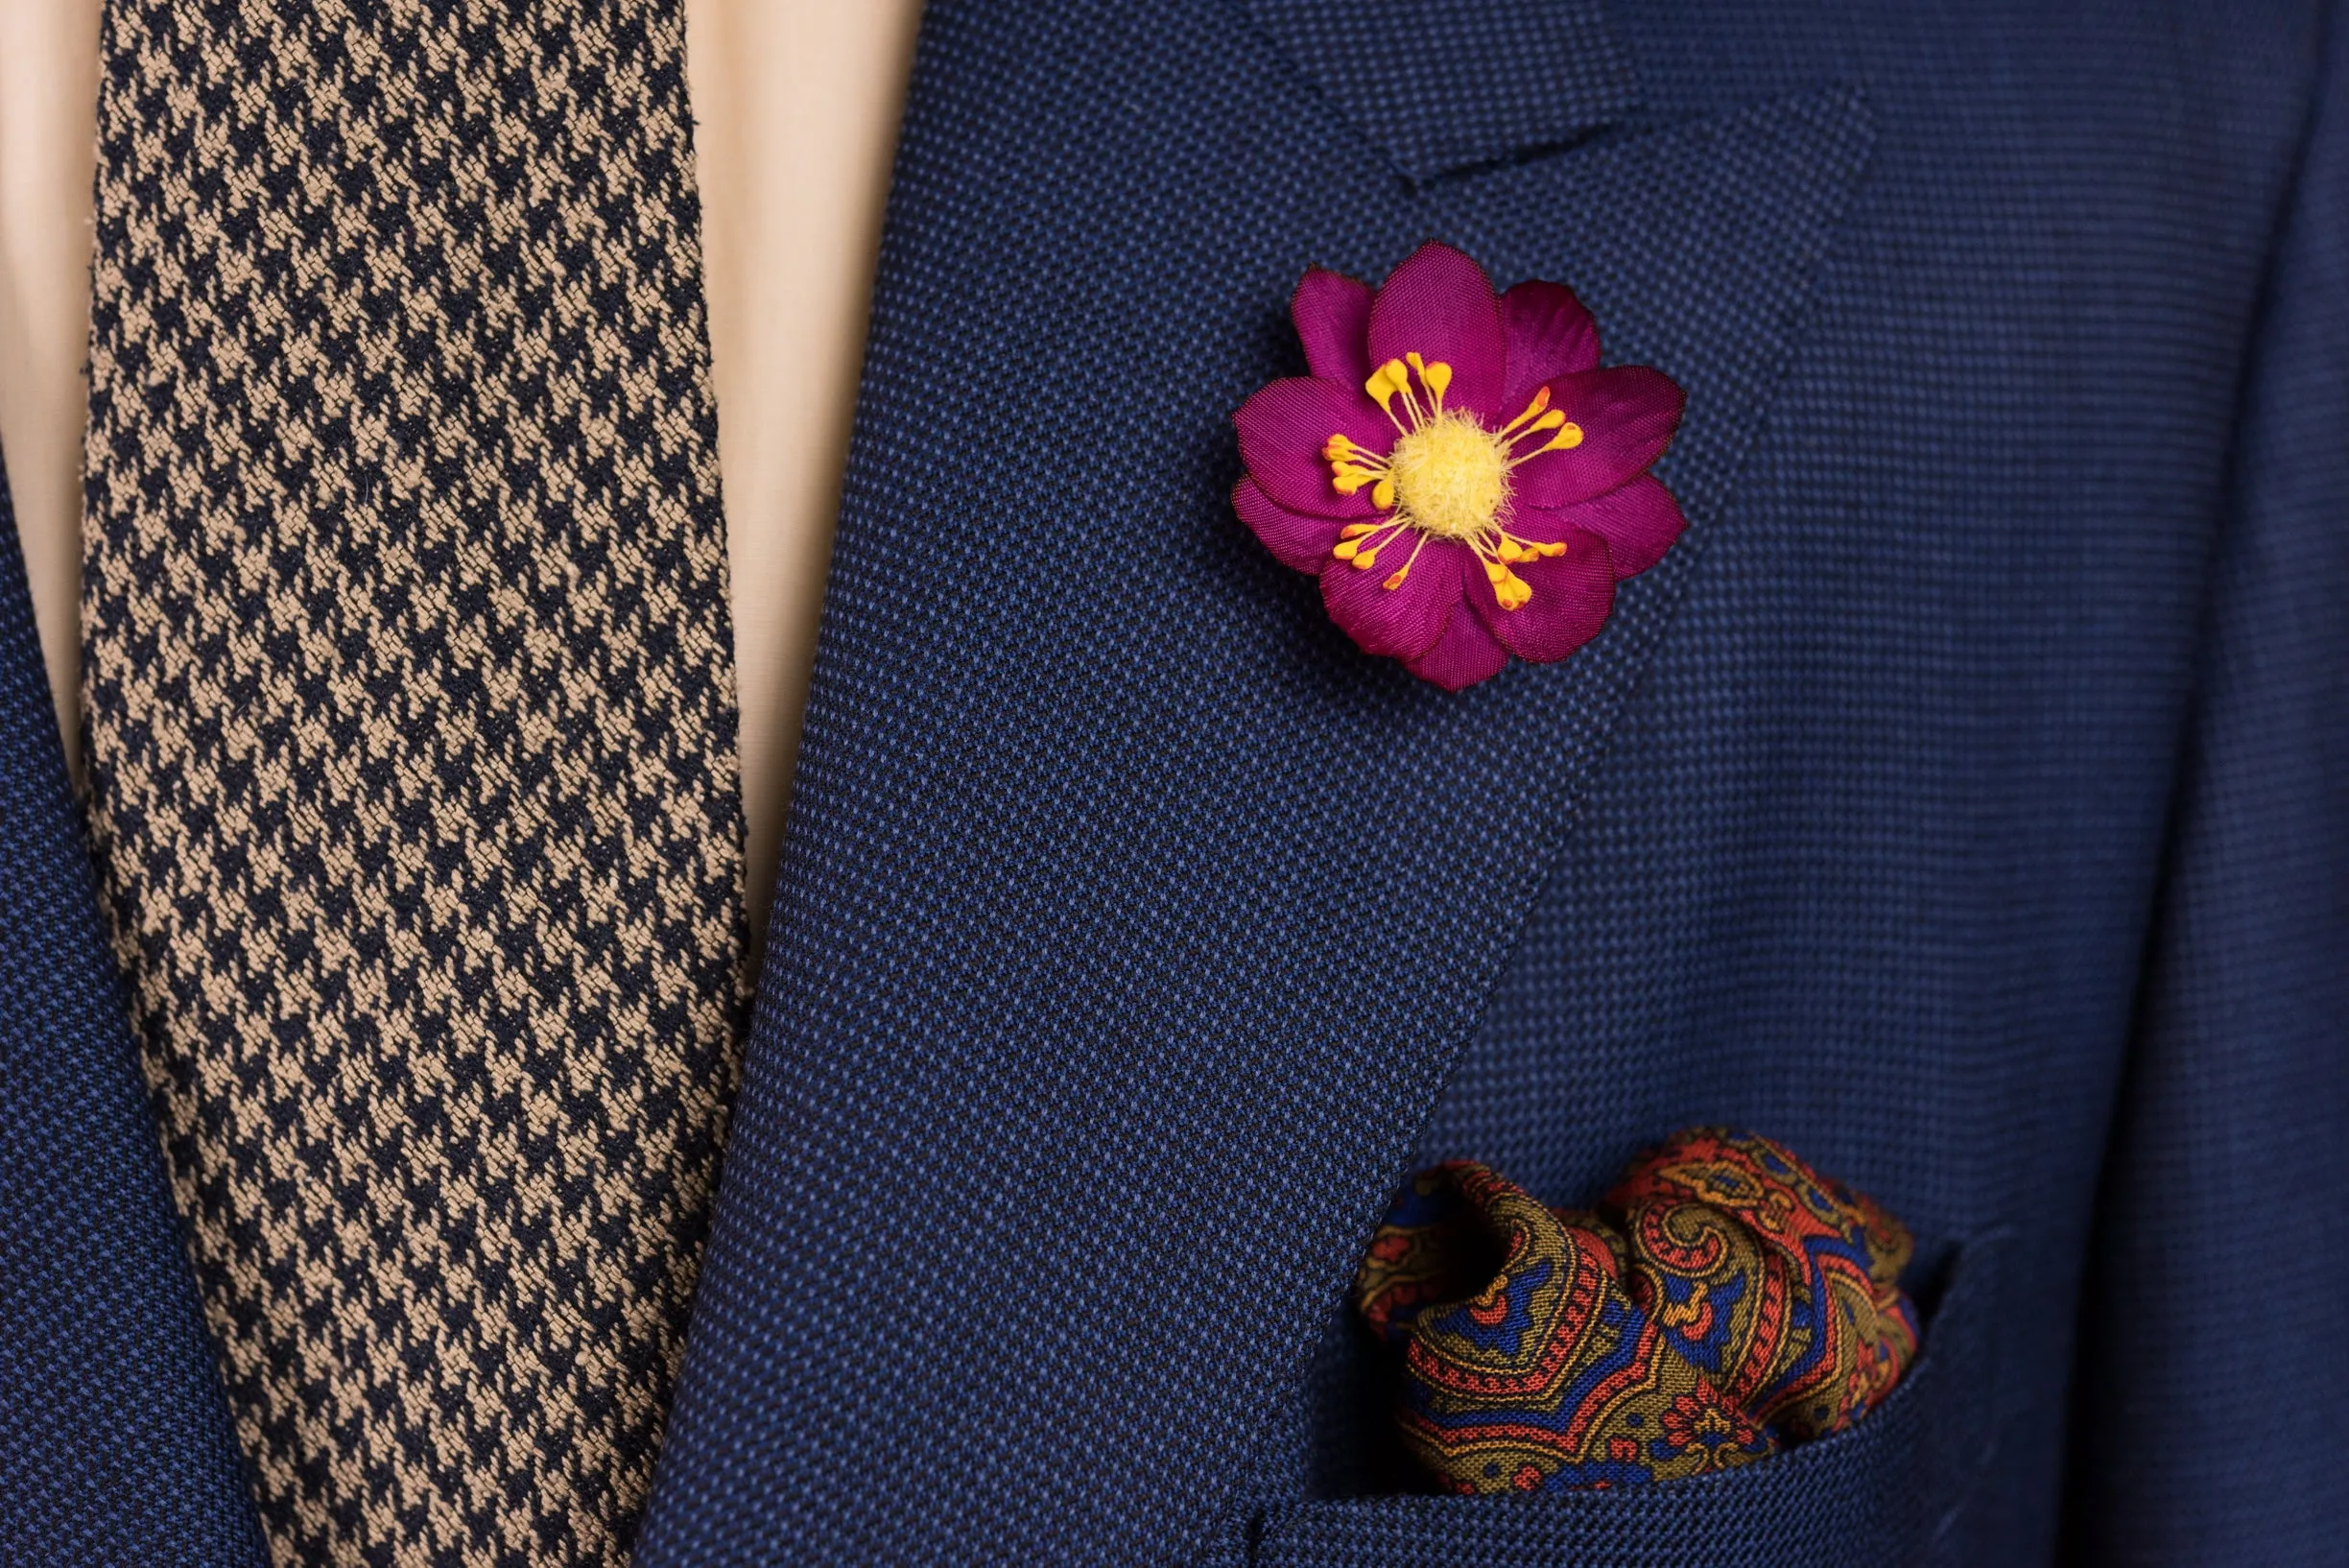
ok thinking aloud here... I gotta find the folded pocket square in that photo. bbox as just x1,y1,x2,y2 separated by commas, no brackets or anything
1355,1129,1918,1495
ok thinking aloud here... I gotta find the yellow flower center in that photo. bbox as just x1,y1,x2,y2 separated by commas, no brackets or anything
1322,352,1585,609
1385,413,1508,542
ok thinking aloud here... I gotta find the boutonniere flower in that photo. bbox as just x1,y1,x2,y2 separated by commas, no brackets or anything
1233,243,1686,690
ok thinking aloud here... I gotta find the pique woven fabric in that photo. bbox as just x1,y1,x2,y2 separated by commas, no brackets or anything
0,441,266,1564
78,0,746,1561
1354,1135,1916,1495
632,0,2345,1563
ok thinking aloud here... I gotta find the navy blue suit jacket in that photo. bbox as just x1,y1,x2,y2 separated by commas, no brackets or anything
4,0,2342,1562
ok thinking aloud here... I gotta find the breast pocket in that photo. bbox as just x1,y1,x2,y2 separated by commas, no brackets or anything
1246,1230,2013,1568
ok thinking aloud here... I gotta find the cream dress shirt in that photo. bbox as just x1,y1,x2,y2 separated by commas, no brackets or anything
0,0,923,944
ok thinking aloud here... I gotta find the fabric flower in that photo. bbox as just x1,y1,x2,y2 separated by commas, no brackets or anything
1233,243,1686,690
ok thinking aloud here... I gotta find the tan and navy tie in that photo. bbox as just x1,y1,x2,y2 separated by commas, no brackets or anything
80,0,746,1560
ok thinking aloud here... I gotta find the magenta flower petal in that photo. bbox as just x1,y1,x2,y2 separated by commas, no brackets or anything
1405,605,1510,692
1500,280,1602,408
1367,243,1507,419
1473,532,1616,663
1233,476,1347,574
1510,367,1686,510
1293,268,1374,386
1233,247,1685,691
1319,535,1467,659
1538,473,1687,580
1235,377,1392,516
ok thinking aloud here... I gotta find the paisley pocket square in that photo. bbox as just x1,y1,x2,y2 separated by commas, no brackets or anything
1355,1129,1918,1495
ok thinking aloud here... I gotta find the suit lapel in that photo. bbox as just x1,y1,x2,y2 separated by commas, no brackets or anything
1245,0,1636,181
640,2,1876,1560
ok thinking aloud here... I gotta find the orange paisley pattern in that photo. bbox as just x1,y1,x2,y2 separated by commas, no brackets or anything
1355,1130,1918,1494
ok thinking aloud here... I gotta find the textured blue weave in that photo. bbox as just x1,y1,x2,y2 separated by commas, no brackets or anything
0,0,2336,1561
2061,2,2349,1556
1244,0,1636,182
0,444,265,1562
638,0,2344,1562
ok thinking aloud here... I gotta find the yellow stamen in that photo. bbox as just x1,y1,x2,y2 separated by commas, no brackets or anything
1386,533,1435,591
1306,353,1592,614
1499,385,1552,435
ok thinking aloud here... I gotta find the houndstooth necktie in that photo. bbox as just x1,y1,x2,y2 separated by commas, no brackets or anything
80,0,747,1559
